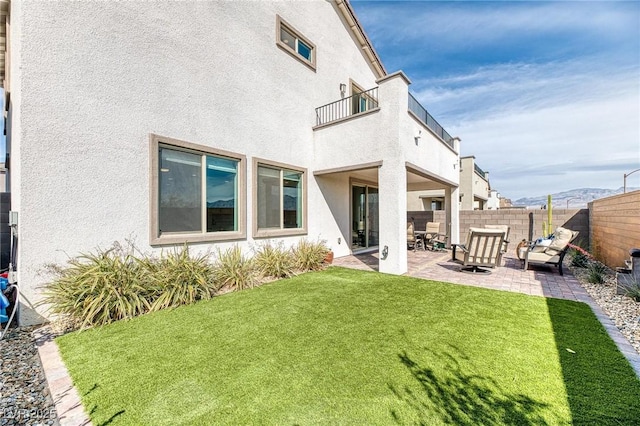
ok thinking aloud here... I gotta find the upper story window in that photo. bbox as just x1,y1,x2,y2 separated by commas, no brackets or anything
276,15,316,71
150,134,246,245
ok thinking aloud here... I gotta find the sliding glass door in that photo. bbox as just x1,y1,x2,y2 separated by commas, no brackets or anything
351,184,379,250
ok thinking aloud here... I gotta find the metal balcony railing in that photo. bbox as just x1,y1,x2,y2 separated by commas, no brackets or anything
315,87,379,126
474,163,487,180
408,93,454,150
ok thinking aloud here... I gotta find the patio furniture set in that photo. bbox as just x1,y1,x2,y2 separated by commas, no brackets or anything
407,221,579,275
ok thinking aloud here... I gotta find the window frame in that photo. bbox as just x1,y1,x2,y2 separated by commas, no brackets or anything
149,134,246,245
276,15,317,71
253,157,308,238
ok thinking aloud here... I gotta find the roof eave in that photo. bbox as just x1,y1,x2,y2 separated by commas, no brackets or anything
335,0,387,79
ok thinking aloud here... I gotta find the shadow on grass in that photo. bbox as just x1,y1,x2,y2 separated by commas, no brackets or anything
82,382,125,426
388,345,554,425
546,297,640,425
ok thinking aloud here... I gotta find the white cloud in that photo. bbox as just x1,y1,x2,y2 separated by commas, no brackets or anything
446,80,640,199
351,1,640,199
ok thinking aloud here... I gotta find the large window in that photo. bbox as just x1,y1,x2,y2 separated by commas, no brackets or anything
276,15,316,70
150,135,246,244
254,158,307,238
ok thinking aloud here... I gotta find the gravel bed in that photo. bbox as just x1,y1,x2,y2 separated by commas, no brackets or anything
0,327,58,426
570,263,640,355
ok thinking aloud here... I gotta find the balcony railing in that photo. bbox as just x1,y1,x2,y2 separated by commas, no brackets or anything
408,93,454,150
474,163,487,180
315,87,379,126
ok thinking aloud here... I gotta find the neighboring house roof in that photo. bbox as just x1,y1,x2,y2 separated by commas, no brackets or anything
335,0,387,78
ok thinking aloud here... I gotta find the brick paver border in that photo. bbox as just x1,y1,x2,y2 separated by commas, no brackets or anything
33,329,92,426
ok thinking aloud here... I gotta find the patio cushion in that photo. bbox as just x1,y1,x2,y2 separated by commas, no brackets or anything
546,227,574,256
526,251,561,264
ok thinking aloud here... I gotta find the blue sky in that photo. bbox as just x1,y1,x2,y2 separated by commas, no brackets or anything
351,0,640,200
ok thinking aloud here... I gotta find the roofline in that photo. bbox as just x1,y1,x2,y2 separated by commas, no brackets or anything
335,0,387,79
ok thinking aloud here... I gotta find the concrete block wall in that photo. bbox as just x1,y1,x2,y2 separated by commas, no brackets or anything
589,190,640,268
409,208,590,257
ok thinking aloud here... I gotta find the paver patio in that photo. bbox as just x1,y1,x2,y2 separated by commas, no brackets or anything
333,249,640,376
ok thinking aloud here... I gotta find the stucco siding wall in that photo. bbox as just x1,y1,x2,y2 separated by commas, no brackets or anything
590,190,640,268
13,1,382,322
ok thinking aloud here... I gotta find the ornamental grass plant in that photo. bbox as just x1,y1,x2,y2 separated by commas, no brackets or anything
143,246,219,312
41,245,152,328
213,245,259,291
254,241,295,279
292,238,329,272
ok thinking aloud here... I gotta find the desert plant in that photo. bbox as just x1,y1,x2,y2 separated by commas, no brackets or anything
143,246,218,311
292,239,329,272
587,262,609,284
254,241,295,279
570,251,590,268
625,284,640,302
41,247,152,328
214,246,259,290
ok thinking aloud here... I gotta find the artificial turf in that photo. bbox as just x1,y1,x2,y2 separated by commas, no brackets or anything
56,267,640,425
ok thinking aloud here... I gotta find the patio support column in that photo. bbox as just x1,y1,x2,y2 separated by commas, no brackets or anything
446,186,460,245
378,160,407,275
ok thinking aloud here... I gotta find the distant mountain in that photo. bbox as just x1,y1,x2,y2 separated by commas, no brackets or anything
514,187,639,208
207,196,299,209
208,199,234,208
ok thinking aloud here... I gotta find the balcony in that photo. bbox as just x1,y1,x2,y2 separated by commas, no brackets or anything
315,87,379,127
407,93,454,150
474,163,487,180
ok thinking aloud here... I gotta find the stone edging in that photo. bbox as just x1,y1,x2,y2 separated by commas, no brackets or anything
33,329,92,426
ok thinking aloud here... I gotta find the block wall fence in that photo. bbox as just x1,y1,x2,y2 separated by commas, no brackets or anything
408,208,590,258
589,190,640,269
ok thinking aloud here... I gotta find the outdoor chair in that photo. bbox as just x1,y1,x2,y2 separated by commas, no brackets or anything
422,222,445,251
521,227,579,276
407,221,423,251
451,227,506,274
484,225,511,265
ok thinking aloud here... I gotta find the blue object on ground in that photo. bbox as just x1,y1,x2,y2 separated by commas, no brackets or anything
0,292,9,323
0,277,7,291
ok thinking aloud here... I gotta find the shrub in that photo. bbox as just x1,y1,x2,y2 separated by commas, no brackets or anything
42,243,219,328
292,239,329,272
254,241,295,279
587,262,609,284
625,285,640,303
214,246,259,290
571,251,590,268
143,246,218,312
41,247,152,328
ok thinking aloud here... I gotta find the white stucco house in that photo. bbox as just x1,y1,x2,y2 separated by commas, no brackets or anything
408,156,490,211
1,0,460,324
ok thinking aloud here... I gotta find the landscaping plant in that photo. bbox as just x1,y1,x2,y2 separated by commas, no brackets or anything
214,246,259,290
292,238,329,271
254,241,295,279
41,246,152,328
568,242,592,268
143,246,219,312
587,262,609,284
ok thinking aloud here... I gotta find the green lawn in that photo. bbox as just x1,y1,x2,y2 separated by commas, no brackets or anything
56,267,640,425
